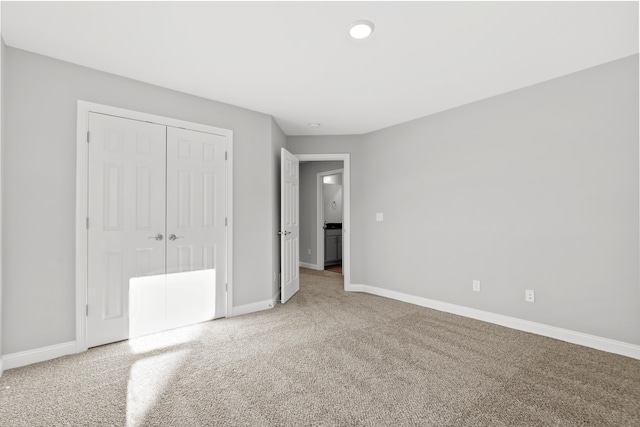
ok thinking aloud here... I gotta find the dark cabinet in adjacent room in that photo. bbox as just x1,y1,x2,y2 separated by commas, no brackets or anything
324,227,342,266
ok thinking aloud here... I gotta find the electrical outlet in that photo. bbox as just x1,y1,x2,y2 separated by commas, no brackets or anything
525,289,535,303
472,280,481,292
376,213,384,221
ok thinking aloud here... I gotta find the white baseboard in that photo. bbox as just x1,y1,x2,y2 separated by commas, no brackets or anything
232,298,276,317
299,262,321,270
2,340,78,371
0,358,4,377
346,283,365,292
349,284,640,360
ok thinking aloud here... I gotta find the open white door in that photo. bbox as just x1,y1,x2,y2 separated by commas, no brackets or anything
280,148,300,303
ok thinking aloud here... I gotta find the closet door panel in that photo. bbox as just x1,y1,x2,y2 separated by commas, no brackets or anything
87,113,167,347
166,127,227,327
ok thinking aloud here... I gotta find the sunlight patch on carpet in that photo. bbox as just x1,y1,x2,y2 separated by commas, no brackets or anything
128,324,202,354
126,349,190,427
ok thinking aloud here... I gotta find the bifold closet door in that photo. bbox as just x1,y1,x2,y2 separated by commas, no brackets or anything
87,114,227,348
165,127,227,327
87,113,167,348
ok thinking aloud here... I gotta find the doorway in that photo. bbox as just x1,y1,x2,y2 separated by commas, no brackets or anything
75,101,233,352
295,154,351,291
317,168,344,274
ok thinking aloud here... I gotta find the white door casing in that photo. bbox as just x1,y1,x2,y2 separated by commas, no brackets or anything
280,148,300,303
166,127,227,327
295,153,351,291
87,113,167,348
78,101,233,352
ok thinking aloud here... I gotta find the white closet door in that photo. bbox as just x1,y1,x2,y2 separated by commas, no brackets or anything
87,113,167,348
165,127,227,327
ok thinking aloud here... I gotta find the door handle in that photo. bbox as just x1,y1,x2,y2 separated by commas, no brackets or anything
148,234,163,241
278,231,291,236
168,234,184,241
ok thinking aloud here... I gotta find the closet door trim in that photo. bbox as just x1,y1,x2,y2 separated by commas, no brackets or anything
75,100,233,354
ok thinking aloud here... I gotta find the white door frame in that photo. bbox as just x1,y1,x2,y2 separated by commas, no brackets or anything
0,15,4,376
75,100,234,353
316,168,344,270
296,154,351,291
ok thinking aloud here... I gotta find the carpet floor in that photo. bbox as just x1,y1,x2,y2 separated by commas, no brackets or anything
1,268,639,426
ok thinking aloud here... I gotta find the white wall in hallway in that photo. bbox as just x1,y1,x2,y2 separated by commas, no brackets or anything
323,176,343,225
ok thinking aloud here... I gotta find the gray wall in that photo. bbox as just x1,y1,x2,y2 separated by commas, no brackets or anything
2,47,276,354
271,119,286,300
289,55,640,345
299,161,343,266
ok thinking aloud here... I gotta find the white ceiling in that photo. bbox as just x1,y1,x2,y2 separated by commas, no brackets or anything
1,1,637,136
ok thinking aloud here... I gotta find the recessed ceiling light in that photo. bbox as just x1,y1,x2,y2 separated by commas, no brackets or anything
349,20,374,39
308,123,321,129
